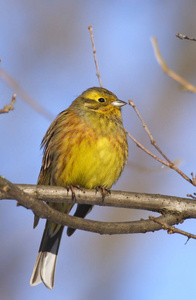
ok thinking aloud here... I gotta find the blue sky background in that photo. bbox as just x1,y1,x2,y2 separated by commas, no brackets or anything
1,1,196,299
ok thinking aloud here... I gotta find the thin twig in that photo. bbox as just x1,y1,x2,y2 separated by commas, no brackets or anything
129,100,172,163
191,172,196,185
0,66,53,120
88,26,103,87
149,216,196,241
127,101,194,186
0,94,16,114
176,33,196,42
151,37,196,93
125,130,171,169
128,100,193,184
187,194,196,199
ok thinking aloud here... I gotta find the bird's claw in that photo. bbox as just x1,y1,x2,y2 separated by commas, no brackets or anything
96,187,110,202
67,185,83,202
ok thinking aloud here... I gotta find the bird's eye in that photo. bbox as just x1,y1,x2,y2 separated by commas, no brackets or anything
98,98,105,103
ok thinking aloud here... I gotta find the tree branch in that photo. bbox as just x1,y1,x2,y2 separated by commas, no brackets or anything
88,26,103,87
149,216,196,241
151,36,196,93
1,183,196,215
1,176,196,238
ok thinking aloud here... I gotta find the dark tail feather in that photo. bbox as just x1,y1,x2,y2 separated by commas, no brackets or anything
30,221,64,289
67,204,93,236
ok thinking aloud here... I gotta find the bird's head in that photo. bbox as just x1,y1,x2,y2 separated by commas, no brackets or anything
71,87,127,116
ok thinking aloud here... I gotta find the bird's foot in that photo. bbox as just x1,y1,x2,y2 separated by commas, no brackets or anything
67,185,83,202
67,185,76,202
96,187,111,202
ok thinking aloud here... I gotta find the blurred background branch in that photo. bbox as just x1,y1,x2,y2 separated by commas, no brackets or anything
0,66,53,120
151,37,196,93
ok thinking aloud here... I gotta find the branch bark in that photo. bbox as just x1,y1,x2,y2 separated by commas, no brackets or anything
1,176,196,237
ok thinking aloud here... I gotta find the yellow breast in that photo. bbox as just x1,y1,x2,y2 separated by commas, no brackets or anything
51,110,128,189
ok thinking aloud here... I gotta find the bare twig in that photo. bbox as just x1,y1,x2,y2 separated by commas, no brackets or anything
176,33,196,42
126,130,171,168
129,100,172,163
191,173,196,185
151,37,196,93
0,66,53,120
149,216,196,241
88,26,103,87
0,94,16,114
127,100,194,186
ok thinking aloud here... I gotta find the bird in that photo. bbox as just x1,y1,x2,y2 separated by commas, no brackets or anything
30,87,128,289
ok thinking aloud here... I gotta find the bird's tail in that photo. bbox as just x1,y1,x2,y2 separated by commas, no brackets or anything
30,203,92,289
30,202,73,289
30,219,64,290
67,204,93,236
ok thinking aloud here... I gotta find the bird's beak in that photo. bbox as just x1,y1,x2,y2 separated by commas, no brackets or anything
111,99,127,107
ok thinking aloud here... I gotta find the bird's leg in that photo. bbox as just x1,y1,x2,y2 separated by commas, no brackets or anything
96,187,111,202
67,185,76,202
74,185,83,192
67,185,83,202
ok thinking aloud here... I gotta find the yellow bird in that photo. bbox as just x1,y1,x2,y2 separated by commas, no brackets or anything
30,87,128,289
